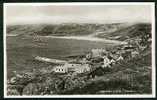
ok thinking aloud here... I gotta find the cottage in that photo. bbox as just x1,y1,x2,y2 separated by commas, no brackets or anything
53,63,91,74
53,65,68,73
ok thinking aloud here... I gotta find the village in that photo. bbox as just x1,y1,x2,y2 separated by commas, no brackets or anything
34,40,141,75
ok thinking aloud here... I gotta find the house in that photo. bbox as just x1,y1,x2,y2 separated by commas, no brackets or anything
53,65,68,73
53,63,91,74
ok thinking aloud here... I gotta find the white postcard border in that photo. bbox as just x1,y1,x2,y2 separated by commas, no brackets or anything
3,2,156,98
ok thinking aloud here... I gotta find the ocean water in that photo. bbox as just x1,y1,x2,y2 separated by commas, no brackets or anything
6,36,119,78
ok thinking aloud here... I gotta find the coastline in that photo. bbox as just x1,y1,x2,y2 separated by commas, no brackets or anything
38,36,127,44
6,34,127,44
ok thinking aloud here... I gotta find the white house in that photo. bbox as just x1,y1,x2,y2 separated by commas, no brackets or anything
53,63,91,74
53,65,68,73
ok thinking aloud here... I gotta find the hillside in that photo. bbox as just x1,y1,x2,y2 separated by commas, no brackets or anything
96,23,151,41
7,23,151,43
6,23,129,37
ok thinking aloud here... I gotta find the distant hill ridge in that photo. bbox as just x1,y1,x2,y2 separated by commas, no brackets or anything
96,23,151,41
7,23,151,41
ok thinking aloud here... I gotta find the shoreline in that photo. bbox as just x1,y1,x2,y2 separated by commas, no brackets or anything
7,35,127,44
39,36,127,44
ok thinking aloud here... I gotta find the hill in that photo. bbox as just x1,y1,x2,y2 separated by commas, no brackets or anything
7,23,151,43
6,23,129,37
96,23,151,41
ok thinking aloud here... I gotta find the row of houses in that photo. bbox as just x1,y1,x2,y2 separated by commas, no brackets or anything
53,43,140,74
53,63,91,74
35,43,140,74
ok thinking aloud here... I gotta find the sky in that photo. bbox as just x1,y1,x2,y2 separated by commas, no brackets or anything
5,3,153,25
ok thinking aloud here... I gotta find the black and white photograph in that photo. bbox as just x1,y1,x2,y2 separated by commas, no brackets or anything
4,3,155,98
